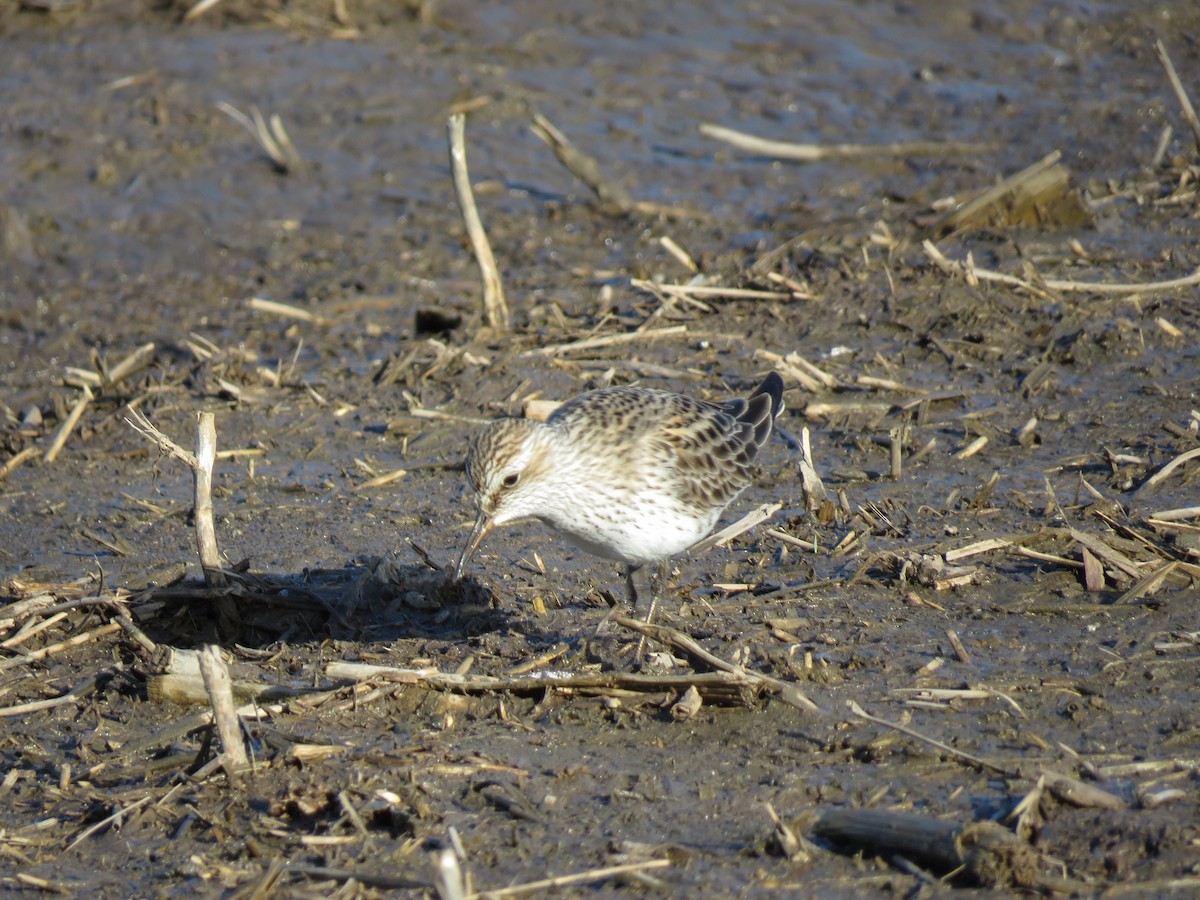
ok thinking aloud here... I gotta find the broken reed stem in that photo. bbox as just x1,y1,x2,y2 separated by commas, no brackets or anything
688,502,781,555
530,112,636,215
248,296,329,324
192,412,225,588
44,385,94,464
184,0,224,22
1154,39,1200,157
520,324,687,358
105,341,156,387
699,122,987,161
65,795,154,852
473,859,671,899
612,616,823,714
124,408,226,589
0,622,121,672
446,113,510,332
216,101,301,173
1139,445,1200,493
846,700,1014,776
924,241,1200,295
124,408,241,631
0,673,100,717
889,427,903,480
0,446,40,480
929,150,1065,236
197,644,250,772
325,660,764,706
630,278,791,301
798,426,828,511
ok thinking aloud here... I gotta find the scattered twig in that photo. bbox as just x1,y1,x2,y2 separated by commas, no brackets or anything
112,608,157,654
447,113,510,332
0,673,100,717
520,324,687,358
688,502,781,555
0,623,121,673
1041,771,1126,810
806,807,1084,892
630,278,794,302
658,235,698,272
1114,560,1179,604
1148,505,1200,522
65,795,154,852
325,660,766,707
892,687,1025,718
1068,528,1145,581
471,859,672,899
531,112,637,216
846,700,1014,776
925,150,1090,235
104,342,157,388
613,616,822,714
505,642,570,676
44,385,93,463
216,102,301,173
351,467,408,492
148,673,317,707
1,610,68,649
248,297,329,324
1138,446,1200,494
183,0,224,22
925,241,1200,295
754,349,838,391
699,122,987,161
946,628,971,665
955,435,988,460
1154,39,1200,157
0,446,40,481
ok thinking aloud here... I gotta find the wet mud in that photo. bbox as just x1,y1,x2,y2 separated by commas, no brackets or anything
2,1,1199,896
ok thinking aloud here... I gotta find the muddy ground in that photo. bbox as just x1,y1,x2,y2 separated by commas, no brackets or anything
2,0,1199,896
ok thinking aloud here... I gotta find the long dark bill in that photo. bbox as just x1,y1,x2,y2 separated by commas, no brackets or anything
453,512,494,581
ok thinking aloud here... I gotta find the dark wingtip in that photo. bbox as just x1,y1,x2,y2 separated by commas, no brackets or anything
738,371,785,451
753,371,785,419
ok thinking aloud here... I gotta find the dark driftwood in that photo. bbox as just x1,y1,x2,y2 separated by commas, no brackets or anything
809,808,1087,891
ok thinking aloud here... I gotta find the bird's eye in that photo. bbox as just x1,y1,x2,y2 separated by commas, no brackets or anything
502,473,519,488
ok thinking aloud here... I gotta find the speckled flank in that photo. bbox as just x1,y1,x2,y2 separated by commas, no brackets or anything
457,373,784,573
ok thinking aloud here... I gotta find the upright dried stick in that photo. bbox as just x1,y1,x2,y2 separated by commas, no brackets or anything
447,113,509,332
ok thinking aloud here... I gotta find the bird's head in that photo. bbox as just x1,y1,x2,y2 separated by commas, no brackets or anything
454,418,554,580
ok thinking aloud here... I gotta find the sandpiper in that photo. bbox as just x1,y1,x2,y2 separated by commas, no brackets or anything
454,372,785,621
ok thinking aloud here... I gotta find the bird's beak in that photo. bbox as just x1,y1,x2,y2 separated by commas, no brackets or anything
454,512,494,582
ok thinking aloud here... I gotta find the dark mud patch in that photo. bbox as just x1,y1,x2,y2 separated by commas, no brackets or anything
3,1,1200,896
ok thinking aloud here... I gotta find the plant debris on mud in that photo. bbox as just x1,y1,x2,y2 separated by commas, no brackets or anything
2,2,1199,896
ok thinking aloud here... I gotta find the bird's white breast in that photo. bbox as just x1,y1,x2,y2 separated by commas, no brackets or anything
539,486,721,568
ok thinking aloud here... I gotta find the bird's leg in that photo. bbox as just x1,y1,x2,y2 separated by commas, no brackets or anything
624,564,641,607
632,560,670,659
591,563,641,640
641,559,669,627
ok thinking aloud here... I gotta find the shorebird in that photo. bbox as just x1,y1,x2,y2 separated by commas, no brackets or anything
455,372,784,624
